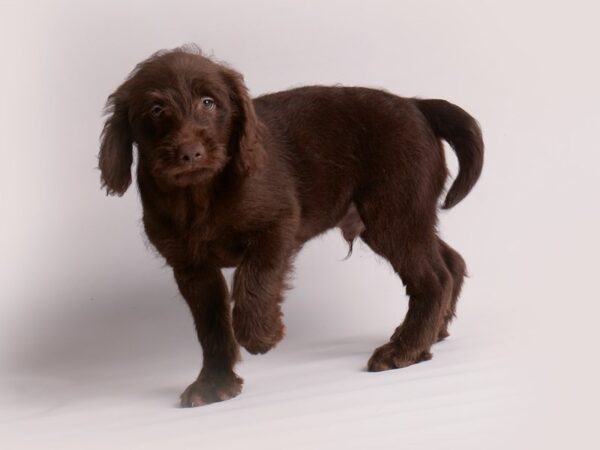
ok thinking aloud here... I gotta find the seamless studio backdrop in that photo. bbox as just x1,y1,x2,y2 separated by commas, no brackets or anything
1,1,599,449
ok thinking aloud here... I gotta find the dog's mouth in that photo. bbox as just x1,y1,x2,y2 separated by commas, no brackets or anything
168,165,206,177
166,165,213,186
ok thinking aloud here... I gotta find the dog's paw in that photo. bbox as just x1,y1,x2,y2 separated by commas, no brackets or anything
436,328,450,342
179,371,243,407
232,304,285,354
367,341,432,372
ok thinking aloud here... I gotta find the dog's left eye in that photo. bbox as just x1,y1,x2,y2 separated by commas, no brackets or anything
201,97,216,110
150,104,164,117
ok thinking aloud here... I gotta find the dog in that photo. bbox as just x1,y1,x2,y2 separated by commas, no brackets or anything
98,46,483,407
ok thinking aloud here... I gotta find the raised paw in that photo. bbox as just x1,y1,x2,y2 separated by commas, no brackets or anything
179,370,243,407
232,304,285,354
367,341,432,372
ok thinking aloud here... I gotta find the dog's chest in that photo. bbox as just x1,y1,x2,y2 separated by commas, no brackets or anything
188,228,249,267
142,186,254,268
183,202,251,267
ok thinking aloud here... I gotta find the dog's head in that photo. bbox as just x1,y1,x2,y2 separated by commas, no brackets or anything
98,46,265,195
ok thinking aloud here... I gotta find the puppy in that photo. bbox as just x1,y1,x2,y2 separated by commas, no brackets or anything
99,46,483,407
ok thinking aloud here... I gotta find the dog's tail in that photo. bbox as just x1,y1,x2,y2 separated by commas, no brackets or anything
416,99,484,209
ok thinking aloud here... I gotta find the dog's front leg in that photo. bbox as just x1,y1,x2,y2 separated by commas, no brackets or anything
232,221,297,354
174,265,242,407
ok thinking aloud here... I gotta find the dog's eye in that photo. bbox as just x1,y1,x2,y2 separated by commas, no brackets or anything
150,104,163,117
201,97,216,110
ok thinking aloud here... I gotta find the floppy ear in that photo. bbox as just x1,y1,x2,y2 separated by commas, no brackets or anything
98,91,133,196
220,67,266,174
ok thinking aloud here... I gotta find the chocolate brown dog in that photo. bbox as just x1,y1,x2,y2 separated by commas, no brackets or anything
98,46,483,407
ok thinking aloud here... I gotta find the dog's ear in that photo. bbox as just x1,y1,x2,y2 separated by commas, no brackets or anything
220,67,266,174
98,88,133,196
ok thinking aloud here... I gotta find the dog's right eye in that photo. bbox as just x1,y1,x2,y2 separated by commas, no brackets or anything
150,104,163,118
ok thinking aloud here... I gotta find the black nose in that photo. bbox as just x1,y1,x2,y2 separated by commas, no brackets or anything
179,142,205,163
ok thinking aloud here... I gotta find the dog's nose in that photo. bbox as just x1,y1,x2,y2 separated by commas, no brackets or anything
179,142,205,163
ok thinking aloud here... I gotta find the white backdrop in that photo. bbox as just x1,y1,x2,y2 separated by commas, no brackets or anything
1,1,599,449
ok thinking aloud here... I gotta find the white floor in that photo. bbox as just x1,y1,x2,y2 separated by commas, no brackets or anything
0,234,595,450
0,297,530,450
1,340,519,450
0,228,594,450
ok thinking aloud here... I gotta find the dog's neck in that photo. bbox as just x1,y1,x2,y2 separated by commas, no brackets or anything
136,161,246,235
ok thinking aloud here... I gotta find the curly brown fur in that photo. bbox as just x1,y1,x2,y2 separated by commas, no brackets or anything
99,46,483,406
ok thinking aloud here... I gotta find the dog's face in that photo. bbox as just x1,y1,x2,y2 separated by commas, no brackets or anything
99,48,265,194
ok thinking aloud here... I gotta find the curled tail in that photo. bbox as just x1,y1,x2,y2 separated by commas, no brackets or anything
416,99,484,209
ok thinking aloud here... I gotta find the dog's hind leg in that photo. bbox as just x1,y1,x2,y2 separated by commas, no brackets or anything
355,193,453,371
436,238,467,341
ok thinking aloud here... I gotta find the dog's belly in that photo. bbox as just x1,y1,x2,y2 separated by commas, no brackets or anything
296,201,366,245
